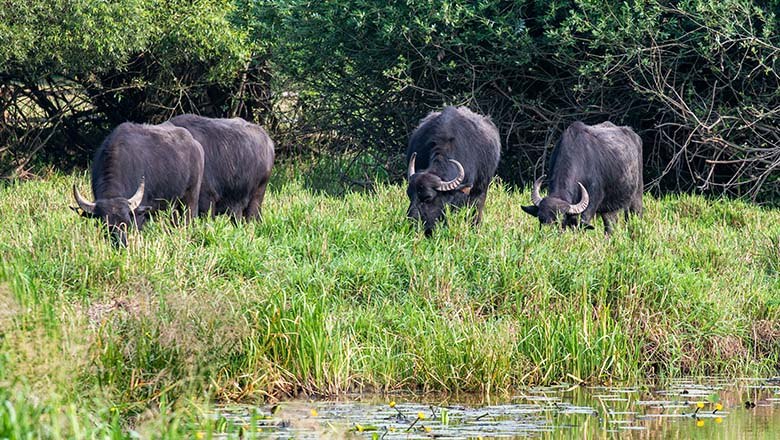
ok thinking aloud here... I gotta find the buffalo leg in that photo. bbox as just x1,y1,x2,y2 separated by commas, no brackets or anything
230,206,245,221
244,179,268,220
626,190,643,221
472,191,488,226
601,211,619,235
579,194,602,229
183,182,201,224
199,190,218,218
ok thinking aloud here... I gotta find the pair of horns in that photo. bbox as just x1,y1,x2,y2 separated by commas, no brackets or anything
407,152,465,192
73,178,145,214
531,175,590,214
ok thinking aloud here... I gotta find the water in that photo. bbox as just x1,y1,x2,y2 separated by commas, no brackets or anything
212,378,780,438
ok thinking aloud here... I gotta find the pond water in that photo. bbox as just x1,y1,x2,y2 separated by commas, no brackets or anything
214,378,780,438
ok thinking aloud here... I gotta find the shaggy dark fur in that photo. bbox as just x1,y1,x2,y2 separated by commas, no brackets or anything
406,106,501,235
522,121,643,234
169,114,275,220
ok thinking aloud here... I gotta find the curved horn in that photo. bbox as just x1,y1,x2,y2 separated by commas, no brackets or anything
127,177,145,211
436,159,464,192
531,175,545,206
407,152,417,179
567,182,590,214
73,184,96,214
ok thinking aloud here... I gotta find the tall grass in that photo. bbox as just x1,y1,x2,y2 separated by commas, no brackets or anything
0,169,778,436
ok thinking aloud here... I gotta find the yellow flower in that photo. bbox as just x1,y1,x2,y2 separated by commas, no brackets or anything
195,432,205,440
424,426,432,432
417,411,426,420
715,417,723,424
714,403,723,411
388,427,396,432
389,400,396,408
696,420,705,427
696,402,705,409
356,424,364,432
310,409,318,417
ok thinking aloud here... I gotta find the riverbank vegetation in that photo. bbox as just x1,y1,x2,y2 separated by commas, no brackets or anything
1,170,778,436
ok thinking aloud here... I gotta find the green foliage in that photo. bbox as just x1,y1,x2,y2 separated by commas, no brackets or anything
0,0,247,80
252,0,779,200
1,0,778,199
258,0,537,170
0,0,150,75
0,0,252,176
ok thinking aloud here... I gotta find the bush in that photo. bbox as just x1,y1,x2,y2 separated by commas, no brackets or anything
0,0,251,174
1,0,778,201
260,0,779,200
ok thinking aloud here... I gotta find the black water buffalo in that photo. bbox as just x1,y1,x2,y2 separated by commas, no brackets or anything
72,122,205,246
406,106,501,235
521,121,643,234
169,115,274,220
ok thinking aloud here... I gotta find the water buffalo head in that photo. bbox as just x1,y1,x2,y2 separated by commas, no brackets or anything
406,152,471,236
521,176,590,229
72,178,151,247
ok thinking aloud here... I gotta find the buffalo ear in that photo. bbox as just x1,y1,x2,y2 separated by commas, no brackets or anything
460,186,472,195
71,206,96,218
521,205,539,217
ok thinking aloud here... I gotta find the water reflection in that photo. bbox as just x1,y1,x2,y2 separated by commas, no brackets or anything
214,378,780,438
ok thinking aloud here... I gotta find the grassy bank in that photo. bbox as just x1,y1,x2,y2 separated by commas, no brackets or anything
1,169,779,436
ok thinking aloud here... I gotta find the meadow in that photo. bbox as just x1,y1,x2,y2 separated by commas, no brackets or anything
0,165,778,437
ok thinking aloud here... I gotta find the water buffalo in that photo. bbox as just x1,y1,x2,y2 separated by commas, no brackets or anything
406,106,501,235
72,122,205,246
521,121,643,234
169,115,275,220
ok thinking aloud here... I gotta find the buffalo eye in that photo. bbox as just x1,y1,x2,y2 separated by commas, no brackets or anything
134,205,152,217
421,189,437,202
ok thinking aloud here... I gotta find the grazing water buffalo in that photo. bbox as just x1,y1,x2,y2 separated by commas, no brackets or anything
72,122,205,246
521,121,643,234
406,106,501,235
169,115,275,220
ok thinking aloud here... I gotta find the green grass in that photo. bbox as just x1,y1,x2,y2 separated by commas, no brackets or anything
0,169,778,437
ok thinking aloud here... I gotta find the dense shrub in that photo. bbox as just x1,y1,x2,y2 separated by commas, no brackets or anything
0,0,251,173
1,0,778,201
261,0,779,200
